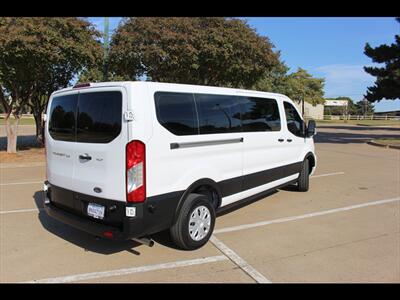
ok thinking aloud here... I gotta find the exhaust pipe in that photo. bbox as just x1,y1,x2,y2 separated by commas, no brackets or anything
132,237,154,247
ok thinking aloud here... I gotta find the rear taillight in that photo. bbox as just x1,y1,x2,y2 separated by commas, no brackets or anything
126,140,146,202
103,231,114,239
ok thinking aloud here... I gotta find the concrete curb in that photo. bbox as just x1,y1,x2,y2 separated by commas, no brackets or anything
367,140,400,150
0,161,46,169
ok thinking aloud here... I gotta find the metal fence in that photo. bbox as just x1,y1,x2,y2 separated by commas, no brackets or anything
323,115,400,121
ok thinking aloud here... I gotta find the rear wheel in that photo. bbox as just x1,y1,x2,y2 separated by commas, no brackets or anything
170,193,215,250
297,159,310,192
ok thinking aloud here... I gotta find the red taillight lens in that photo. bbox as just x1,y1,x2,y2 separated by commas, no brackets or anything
103,231,114,239
126,140,146,203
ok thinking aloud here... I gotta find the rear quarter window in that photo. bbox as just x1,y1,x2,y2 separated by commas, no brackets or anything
154,92,199,136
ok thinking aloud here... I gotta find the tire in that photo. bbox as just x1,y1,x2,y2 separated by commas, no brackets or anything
297,159,310,192
170,193,216,250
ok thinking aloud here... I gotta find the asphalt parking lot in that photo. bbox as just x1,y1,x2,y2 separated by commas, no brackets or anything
1,124,399,283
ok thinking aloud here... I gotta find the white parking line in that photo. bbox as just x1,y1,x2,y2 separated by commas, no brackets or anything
210,235,271,283
0,163,46,169
0,208,43,215
24,255,228,283
0,181,43,186
214,197,400,234
310,171,345,178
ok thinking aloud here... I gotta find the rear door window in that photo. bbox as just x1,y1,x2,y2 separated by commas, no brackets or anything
48,91,122,143
76,91,122,143
48,94,78,142
155,92,199,135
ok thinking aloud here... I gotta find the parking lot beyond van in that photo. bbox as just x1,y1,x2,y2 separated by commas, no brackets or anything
1,124,399,283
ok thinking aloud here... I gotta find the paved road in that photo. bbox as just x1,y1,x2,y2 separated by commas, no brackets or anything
0,125,399,282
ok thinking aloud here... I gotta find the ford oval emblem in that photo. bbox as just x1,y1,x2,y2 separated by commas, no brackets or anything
93,187,102,193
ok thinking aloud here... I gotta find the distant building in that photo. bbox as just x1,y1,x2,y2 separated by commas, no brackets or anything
374,110,400,117
293,101,324,120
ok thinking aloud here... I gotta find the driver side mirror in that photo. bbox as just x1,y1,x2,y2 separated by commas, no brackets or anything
306,120,316,137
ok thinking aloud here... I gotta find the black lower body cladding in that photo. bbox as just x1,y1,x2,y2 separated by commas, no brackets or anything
44,182,183,240
219,161,303,196
44,161,306,240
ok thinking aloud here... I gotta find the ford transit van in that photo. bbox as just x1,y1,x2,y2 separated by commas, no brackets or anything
43,81,317,250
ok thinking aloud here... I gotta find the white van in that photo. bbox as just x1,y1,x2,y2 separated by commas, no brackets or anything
43,81,317,250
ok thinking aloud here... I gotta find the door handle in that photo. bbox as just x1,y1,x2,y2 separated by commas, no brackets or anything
287,139,293,143
278,139,284,142
79,154,92,160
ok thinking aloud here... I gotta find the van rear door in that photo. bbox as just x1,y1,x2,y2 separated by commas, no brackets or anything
46,86,128,202
47,91,78,191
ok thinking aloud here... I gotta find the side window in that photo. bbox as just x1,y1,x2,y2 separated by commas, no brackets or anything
155,92,198,136
77,91,122,143
284,102,304,137
195,94,242,134
48,94,78,142
240,97,281,132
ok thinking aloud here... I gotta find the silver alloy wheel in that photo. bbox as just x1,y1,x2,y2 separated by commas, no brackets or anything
188,205,211,241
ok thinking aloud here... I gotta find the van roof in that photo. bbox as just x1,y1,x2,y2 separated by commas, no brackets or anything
52,81,288,100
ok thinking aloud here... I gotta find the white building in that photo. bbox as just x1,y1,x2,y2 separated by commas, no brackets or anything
293,101,324,120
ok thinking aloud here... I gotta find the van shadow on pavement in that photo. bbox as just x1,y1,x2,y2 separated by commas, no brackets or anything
217,189,278,217
33,191,144,255
317,125,400,132
314,131,400,144
32,188,283,252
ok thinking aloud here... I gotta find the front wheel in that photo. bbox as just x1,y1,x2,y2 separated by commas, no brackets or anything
170,193,215,250
297,159,310,192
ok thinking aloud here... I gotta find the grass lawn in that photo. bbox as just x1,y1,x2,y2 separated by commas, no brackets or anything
316,119,400,127
0,116,36,125
373,138,400,146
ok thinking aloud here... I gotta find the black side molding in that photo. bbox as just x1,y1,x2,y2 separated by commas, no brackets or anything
170,137,244,150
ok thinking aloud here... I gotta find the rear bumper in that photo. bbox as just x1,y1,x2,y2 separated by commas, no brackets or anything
43,181,183,240
44,201,129,240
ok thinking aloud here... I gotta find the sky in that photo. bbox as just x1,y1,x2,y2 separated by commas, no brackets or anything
88,17,400,112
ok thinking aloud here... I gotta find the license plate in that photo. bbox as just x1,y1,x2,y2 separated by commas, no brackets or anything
87,203,105,219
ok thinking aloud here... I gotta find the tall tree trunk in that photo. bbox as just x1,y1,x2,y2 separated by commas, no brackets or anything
33,112,44,146
5,114,20,153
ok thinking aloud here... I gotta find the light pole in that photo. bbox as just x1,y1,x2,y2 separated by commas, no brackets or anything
363,97,368,120
103,17,109,82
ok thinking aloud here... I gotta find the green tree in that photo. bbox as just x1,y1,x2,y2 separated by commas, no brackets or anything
0,17,102,151
285,68,325,105
355,100,375,115
364,18,400,102
252,61,290,94
254,67,325,105
78,66,128,83
109,17,280,88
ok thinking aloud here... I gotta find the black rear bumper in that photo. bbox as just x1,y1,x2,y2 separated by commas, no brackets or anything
43,181,183,240
44,202,128,240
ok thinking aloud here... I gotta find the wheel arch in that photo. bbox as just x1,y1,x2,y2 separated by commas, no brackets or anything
172,178,222,225
304,151,316,175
